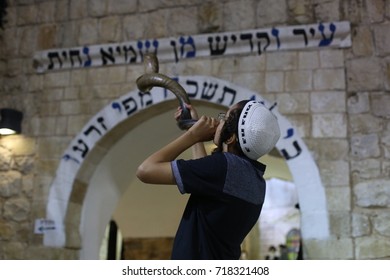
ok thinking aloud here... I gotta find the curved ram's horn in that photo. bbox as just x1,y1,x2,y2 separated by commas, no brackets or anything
136,53,196,130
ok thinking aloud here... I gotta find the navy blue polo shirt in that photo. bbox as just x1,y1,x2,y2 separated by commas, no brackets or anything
170,152,266,260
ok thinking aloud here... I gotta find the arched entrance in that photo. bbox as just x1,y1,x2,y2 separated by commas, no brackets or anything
44,75,329,259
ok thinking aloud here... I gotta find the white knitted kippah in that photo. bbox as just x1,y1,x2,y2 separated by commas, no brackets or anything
238,101,281,160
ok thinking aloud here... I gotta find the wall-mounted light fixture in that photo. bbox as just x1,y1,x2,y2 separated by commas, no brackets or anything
0,108,23,136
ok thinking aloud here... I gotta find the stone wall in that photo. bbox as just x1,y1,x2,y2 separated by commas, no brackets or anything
0,0,389,259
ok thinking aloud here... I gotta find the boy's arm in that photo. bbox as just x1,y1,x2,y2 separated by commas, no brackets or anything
136,116,218,185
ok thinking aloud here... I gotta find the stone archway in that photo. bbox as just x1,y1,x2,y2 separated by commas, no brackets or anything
44,75,329,258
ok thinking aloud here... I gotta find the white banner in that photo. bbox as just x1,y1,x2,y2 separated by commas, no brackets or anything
33,21,351,73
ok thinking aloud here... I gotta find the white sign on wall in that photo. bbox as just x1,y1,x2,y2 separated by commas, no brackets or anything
34,219,56,235
33,21,351,73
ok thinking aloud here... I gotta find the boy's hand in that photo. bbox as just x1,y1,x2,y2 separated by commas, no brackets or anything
174,104,199,121
188,115,219,142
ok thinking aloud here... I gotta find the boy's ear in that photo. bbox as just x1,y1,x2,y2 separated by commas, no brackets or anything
225,134,237,145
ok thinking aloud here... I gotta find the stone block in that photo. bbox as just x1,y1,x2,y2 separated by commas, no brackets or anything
351,134,380,158
0,146,12,171
99,16,121,43
373,212,390,236
349,114,383,134
69,0,88,20
319,49,344,68
265,71,284,93
386,62,390,91
352,26,374,56
168,7,199,35
326,187,351,211
354,179,390,208
382,128,390,150
276,92,310,114
314,0,341,21
14,156,34,175
36,1,56,23
87,68,110,86
224,0,256,31
43,72,71,88
66,115,91,136
298,51,319,70
108,0,137,15
0,171,22,198
0,222,13,241
143,10,168,38
138,0,175,12
233,72,265,94
311,91,346,113
1,242,27,260
366,0,385,23
17,5,38,26
22,174,34,198
78,19,99,45
306,139,349,161
346,57,383,91
304,238,353,259
19,26,38,57
351,159,381,179
0,136,36,156
371,93,390,118
352,212,371,237
347,92,370,114
2,29,18,57
60,100,87,115
6,59,23,77
35,116,58,135
4,6,16,28
107,66,127,84
312,113,347,138
387,0,390,18
285,70,313,92
283,114,311,138
91,85,113,99
355,236,390,259
60,21,80,48
3,196,30,222
37,137,71,160
60,87,80,100
123,15,145,40
256,0,288,26
318,160,350,187
383,158,390,175
28,75,43,92
288,0,313,23
374,24,390,56
329,211,351,237
89,0,107,17
237,55,266,72
55,0,70,22
266,52,298,71
211,57,237,74
314,69,346,90
198,2,223,33
55,116,68,136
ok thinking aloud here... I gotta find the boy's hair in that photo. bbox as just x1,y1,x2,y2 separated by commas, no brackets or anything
213,100,250,157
